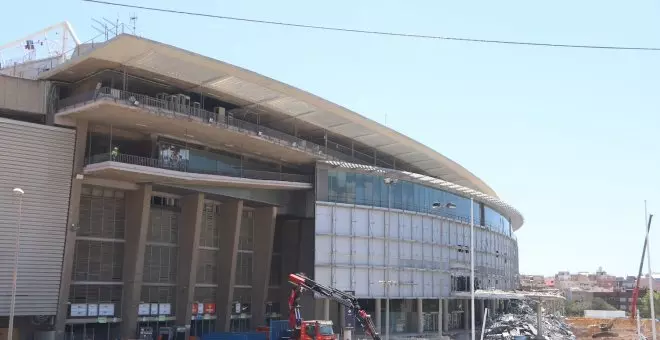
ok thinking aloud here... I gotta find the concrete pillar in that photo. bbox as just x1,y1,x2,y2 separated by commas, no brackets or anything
416,298,424,334
323,299,331,321
251,206,278,328
375,299,382,334
54,120,88,339
339,304,346,329
438,299,443,336
463,300,469,331
280,220,301,318
119,184,153,338
174,193,205,330
442,299,449,332
298,219,316,320
215,200,244,331
479,300,485,324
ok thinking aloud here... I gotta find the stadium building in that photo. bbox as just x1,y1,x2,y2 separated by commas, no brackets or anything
0,23,523,340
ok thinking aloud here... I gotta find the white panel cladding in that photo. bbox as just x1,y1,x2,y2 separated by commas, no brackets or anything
314,202,518,298
0,118,75,316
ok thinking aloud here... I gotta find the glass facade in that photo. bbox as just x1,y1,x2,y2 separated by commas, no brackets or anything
326,169,512,237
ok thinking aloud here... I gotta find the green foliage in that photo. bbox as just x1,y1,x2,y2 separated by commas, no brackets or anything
565,300,591,316
591,297,617,311
638,290,660,319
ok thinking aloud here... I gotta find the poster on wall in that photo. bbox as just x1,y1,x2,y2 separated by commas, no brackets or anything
138,303,151,316
159,303,171,315
150,303,159,316
204,303,216,315
70,304,87,317
87,304,99,317
99,303,115,316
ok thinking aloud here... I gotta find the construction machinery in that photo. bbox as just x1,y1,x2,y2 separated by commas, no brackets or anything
284,273,381,340
591,320,618,338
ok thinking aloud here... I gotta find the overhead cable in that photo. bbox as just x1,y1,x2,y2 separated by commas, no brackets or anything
82,0,660,52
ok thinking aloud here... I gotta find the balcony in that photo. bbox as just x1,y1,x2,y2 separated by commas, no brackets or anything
57,87,338,164
84,153,312,190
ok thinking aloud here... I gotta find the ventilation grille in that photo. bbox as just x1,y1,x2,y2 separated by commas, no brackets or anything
72,240,124,282
193,287,217,303
78,186,126,239
69,284,123,315
140,286,176,310
200,204,219,248
148,207,179,244
197,249,217,284
143,245,178,284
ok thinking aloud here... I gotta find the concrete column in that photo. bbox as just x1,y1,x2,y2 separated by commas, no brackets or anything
438,299,443,336
416,298,424,334
463,300,469,331
442,299,449,332
174,193,205,330
54,120,88,339
120,184,153,339
215,200,244,331
375,299,382,334
339,304,346,329
298,219,316,320
251,206,278,328
279,220,301,318
323,299,331,321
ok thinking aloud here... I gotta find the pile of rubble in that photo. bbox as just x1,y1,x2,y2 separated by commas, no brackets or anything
484,301,575,340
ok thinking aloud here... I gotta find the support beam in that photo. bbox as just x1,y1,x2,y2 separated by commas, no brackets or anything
416,298,424,334
215,200,244,331
251,206,278,328
120,184,153,338
463,300,469,331
175,193,205,330
438,299,443,336
54,120,88,339
323,299,331,321
280,220,301,318
442,299,449,332
375,299,382,334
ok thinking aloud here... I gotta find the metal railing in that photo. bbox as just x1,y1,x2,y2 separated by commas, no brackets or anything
60,87,337,159
86,153,312,183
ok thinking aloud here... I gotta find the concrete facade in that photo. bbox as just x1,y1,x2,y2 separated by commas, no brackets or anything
0,28,523,340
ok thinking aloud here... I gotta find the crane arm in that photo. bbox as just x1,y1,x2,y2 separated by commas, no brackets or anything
631,214,654,320
288,273,381,340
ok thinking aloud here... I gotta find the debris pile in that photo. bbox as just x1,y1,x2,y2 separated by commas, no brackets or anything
484,301,575,340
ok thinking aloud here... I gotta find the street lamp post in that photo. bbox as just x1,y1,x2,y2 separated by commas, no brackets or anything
9,187,24,340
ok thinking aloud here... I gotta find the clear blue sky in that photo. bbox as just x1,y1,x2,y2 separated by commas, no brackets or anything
2,0,660,277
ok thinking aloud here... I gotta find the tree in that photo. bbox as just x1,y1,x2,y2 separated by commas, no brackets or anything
565,300,591,317
638,290,660,319
591,297,617,311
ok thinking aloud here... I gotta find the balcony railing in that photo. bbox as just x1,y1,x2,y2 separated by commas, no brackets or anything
56,87,406,170
59,87,335,159
86,153,312,183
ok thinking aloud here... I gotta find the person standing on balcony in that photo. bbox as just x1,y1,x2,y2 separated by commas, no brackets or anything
111,146,119,160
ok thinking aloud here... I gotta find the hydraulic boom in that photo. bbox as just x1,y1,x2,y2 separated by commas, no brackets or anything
288,273,382,340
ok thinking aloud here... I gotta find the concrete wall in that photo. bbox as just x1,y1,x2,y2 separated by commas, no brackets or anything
314,202,518,298
0,117,75,315
0,75,49,114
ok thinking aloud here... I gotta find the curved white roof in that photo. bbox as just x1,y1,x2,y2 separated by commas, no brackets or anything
39,34,499,197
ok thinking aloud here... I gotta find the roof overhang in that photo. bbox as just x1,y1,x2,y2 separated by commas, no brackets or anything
84,162,312,190
39,34,498,197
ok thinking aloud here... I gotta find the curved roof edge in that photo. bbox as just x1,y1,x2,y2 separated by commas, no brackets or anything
38,33,498,197
320,160,524,231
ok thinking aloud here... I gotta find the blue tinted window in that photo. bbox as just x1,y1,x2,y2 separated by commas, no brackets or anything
325,170,512,236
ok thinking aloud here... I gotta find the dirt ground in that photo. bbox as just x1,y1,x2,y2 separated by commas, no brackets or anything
566,317,660,339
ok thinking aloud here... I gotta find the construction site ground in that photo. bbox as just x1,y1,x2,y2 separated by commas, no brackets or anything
566,317,660,339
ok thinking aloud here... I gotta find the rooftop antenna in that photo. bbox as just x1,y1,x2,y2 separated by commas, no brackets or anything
129,14,137,35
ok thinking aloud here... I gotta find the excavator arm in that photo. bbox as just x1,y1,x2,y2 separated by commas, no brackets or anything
288,273,382,340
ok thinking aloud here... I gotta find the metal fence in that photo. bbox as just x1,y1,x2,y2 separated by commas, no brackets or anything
86,153,312,183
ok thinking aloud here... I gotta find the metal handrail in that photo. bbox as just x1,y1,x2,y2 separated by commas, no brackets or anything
59,87,339,160
86,153,312,183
